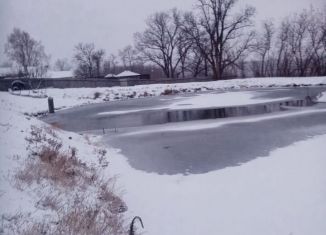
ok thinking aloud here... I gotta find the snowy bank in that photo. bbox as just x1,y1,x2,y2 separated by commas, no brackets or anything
0,94,127,233
3,76,326,116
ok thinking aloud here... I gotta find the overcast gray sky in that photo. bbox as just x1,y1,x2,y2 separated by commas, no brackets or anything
0,0,324,65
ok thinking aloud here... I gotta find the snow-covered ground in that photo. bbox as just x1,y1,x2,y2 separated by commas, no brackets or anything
319,91,326,102
0,107,108,215
109,134,326,235
6,76,326,115
1,77,326,234
0,93,126,233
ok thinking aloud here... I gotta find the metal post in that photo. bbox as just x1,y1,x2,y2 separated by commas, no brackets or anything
48,97,55,113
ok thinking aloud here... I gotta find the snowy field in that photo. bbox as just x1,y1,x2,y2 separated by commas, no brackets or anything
0,77,326,234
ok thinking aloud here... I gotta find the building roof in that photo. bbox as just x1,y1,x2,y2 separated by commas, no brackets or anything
116,70,140,77
105,73,117,78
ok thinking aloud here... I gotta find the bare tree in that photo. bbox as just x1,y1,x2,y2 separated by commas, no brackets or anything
176,24,194,78
135,8,186,78
288,11,313,76
274,9,323,77
103,54,119,75
239,6,325,78
73,43,105,78
238,58,247,78
182,0,256,80
54,58,71,71
92,49,105,77
74,43,95,78
307,7,326,76
274,19,293,76
119,45,139,70
5,28,49,78
252,20,275,77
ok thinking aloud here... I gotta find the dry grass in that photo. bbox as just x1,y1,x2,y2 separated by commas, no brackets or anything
54,203,126,235
36,194,61,211
98,180,128,214
49,122,64,130
17,138,95,188
97,148,109,168
20,126,96,188
7,126,128,235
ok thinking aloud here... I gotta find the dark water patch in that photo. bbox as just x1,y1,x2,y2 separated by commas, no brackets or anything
42,87,325,132
96,96,317,129
107,110,326,175
167,97,315,122
44,96,318,132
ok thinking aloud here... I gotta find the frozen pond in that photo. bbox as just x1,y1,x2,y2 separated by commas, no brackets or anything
43,87,326,175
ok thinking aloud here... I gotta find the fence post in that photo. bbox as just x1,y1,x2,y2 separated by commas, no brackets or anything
48,97,55,113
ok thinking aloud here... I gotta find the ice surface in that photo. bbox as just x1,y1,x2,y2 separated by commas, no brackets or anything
169,91,291,110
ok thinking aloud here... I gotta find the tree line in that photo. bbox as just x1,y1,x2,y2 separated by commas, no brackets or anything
3,0,326,80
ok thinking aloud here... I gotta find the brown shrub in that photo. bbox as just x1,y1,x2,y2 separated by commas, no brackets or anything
14,158,40,189
9,126,128,234
49,122,63,130
98,180,128,214
36,194,60,211
97,148,108,167
25,125,46,145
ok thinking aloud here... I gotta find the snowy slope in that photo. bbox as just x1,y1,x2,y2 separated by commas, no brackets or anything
1,77,326,234
0,94,126,233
